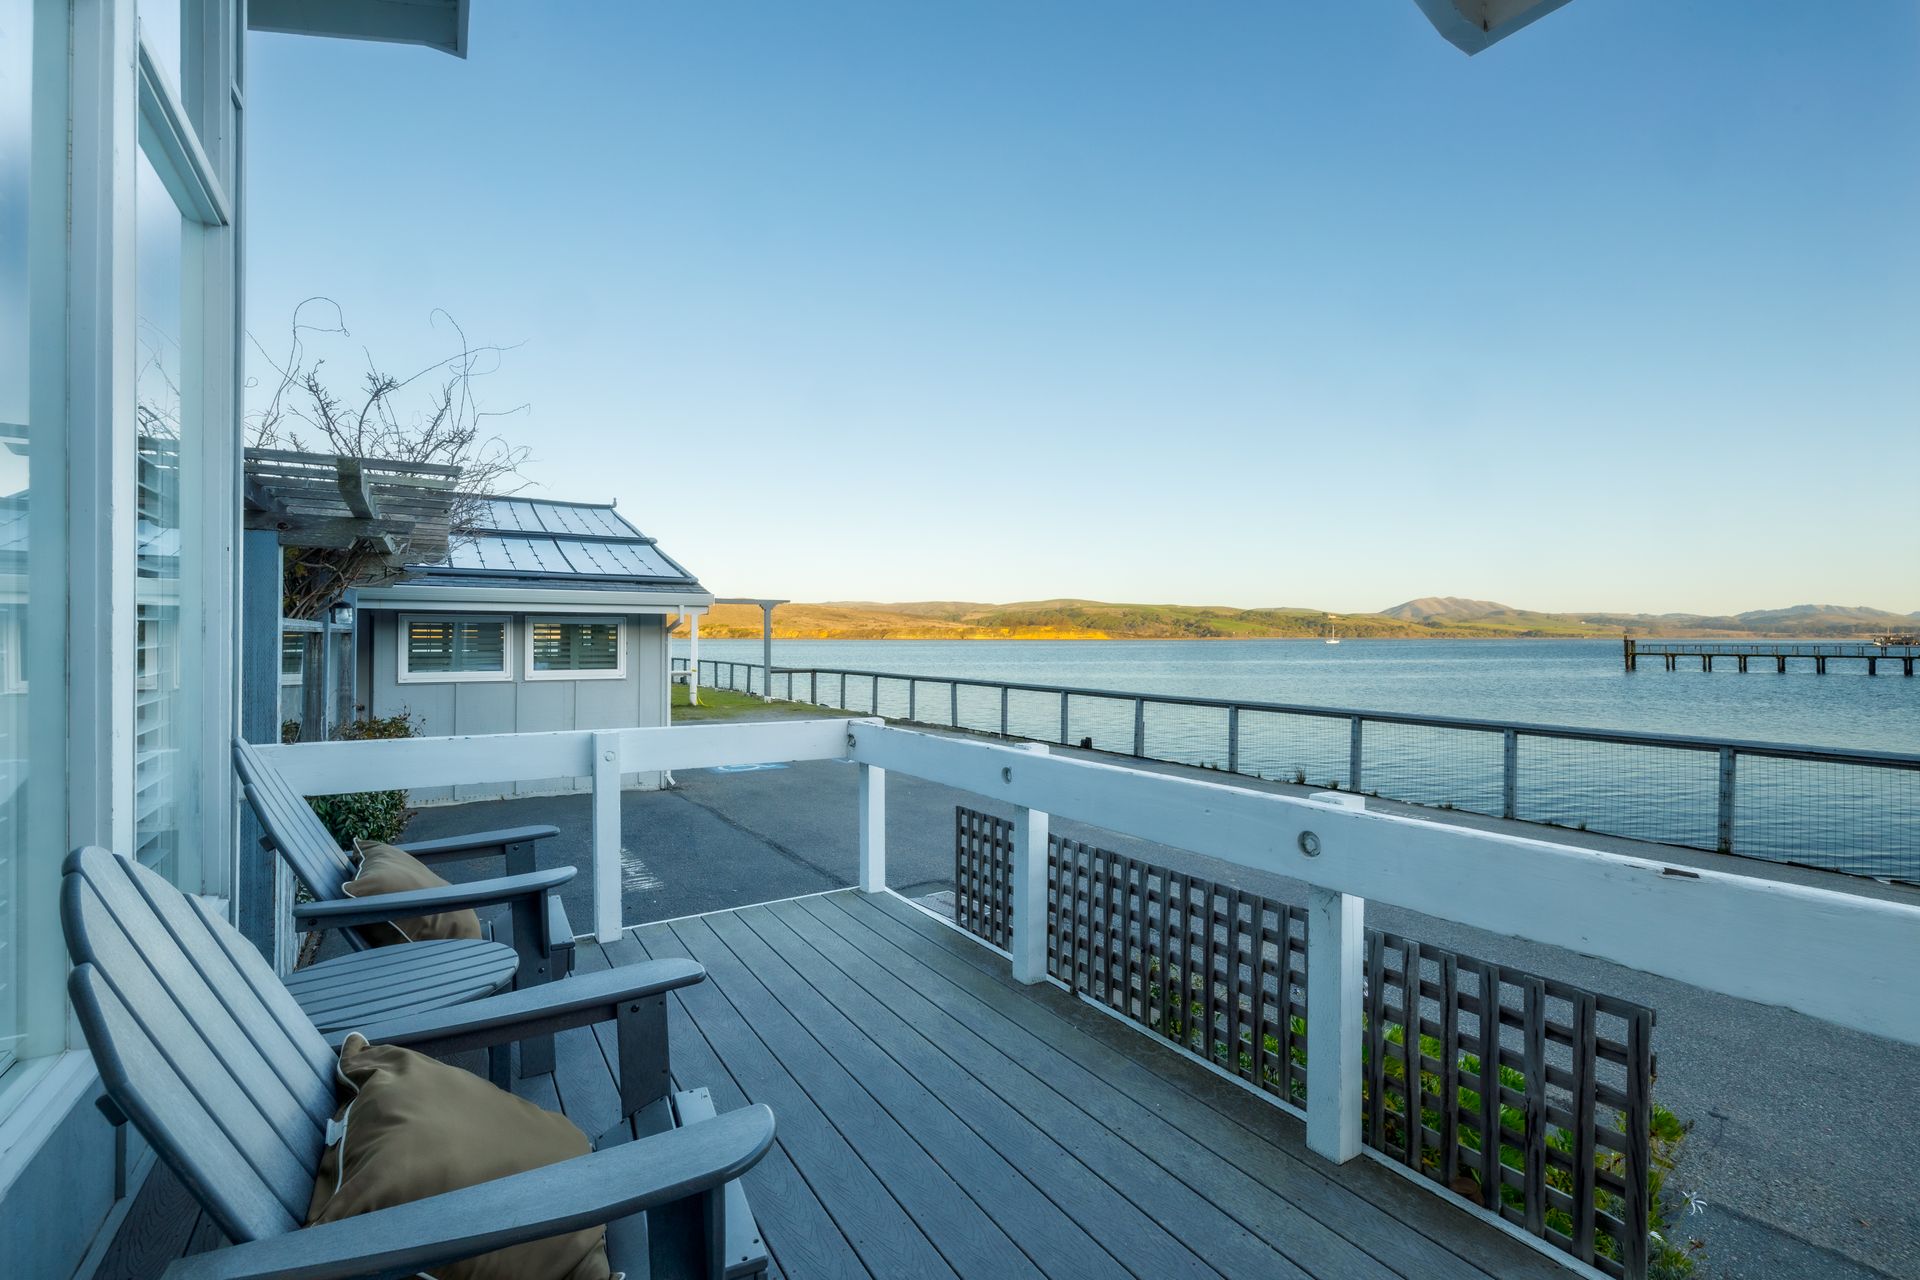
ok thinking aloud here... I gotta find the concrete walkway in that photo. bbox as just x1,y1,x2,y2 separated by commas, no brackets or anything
404,719,1919,1280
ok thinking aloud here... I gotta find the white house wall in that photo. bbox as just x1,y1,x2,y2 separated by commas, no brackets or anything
364,610,668,802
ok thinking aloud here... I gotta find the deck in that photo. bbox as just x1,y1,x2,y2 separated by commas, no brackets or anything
98,889,1565,1280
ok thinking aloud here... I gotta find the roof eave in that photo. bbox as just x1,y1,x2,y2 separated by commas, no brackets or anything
356,582,716,614
248,0,470,58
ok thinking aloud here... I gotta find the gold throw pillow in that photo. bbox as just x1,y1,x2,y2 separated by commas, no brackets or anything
342,839,483,948
309,1033,613,1280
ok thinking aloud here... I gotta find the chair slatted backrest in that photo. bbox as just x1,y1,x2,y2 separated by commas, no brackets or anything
63,846,337,1243
233,736,355,903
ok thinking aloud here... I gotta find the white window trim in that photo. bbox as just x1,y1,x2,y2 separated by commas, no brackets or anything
397,613,513,684
524,616,627,682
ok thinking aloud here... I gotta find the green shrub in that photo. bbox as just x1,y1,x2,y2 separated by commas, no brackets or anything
1143,953,1703,1276
1373,1022,1704,1276
306,712,420,847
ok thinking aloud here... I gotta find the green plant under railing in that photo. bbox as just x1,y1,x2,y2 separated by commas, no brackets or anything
1144,956,1704,1278
1371,1024,1703,1278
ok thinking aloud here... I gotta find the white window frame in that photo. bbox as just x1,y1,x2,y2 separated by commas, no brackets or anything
3,0,241,1113
524,616,627,682
280,630,304,686
397,613,514,684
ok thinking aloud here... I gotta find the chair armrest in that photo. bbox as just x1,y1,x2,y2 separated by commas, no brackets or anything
325,958,706,1056
396,824,562,861
159,1104,776,1280
290,867,575,928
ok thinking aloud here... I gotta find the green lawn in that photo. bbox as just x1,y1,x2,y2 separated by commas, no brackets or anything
670,682,827,721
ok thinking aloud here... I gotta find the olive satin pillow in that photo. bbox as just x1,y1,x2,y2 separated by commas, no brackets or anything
309,1033,615,1280
342,839,483,948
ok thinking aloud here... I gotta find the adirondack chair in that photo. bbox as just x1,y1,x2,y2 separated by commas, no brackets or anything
234,736,577,1073
64,846,775,1280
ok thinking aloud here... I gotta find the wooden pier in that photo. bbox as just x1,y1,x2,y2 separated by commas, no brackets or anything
1623,636,1919,676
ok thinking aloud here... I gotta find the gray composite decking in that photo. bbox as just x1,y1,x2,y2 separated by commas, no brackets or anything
98,890,1569,1280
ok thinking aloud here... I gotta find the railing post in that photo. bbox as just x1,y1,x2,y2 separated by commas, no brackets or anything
1000,685,1010,738
950,681,959,727
1305,791,1365,1164
908,679,917,722
591,730,622,943
1009,743,1053,984
1348,717,1364,792
1227,705,1240,773
840,672,847,707
1133,698,1146,757
810,670,818,704
1306,886,1364,1162
1502,728,1518,819
858,762,886,893
871,676,879,715
1717,746,1736,854
1059,690,1069,744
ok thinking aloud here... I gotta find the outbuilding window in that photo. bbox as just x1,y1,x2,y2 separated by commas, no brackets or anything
399,615,511,683
527,618,626,680
281,630,304,684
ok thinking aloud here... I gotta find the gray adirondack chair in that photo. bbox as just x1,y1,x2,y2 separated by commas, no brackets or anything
234,736,577,1073
64,846,775,1280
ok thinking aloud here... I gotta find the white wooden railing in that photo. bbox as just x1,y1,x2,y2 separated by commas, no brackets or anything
259,717,1920,1167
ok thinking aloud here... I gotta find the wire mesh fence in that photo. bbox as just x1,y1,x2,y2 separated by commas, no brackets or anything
680,659,1920,879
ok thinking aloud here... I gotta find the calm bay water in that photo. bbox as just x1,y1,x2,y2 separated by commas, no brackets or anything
694,637,1920,753
691,638,1920,876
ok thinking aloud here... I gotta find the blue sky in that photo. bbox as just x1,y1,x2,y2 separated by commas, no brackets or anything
244,2,1920,614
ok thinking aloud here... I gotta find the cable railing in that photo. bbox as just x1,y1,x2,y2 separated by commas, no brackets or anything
675,657,1920,880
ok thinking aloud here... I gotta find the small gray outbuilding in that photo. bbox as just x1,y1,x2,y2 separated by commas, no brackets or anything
352,495,712,801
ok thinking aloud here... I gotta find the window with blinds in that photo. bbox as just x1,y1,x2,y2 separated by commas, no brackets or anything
400,616,509,681
528,619,624,679
281,630,304,679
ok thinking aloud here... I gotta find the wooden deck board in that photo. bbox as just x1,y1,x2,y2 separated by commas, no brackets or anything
97,890,1571,1280
711,904,1146,1279
853,891,1571,1280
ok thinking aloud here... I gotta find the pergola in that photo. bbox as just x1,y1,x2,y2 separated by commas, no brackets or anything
242,447,466,734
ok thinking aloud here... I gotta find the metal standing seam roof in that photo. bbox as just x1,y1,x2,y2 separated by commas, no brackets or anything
405,496,704,591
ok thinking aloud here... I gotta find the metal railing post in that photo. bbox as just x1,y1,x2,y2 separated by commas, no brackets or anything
858,760,886,892
840,672,847,708
590,731,623,943
1000,685,1010,737
1717,747,1737,853
811,670,818,704
950,681,959,728
1133,698,1146,757
871,676,879,715
1227,705,1241,773
1059,690,1070,744
1348,717,1364,791
908,679,917,722
1503,728,1519,820
1306,791,1365,1163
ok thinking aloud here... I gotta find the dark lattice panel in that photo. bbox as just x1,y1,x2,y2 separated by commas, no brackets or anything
953,806,1657,1280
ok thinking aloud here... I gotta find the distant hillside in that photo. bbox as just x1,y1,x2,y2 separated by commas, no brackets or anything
1379,597,1516,623
685,598,1919,641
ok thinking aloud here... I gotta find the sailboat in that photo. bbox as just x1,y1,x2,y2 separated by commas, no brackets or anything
1323,619,1341,645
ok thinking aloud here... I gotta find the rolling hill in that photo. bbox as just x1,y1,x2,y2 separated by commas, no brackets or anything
682,597,1916,641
